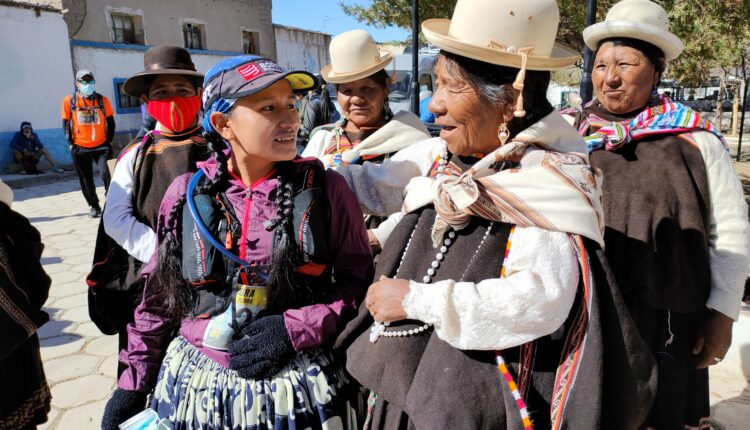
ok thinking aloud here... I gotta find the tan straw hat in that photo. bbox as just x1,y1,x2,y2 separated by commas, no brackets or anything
321,30,393,84
422,0,579,117
583,0,684,61
421,0,579,72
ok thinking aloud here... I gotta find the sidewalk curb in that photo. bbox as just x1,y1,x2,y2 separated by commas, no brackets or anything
1,171,79,189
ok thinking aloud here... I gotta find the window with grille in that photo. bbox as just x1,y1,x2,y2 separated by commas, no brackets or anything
243,31,259,54
116,82,140,110
112,13,137,44
183,23,205,50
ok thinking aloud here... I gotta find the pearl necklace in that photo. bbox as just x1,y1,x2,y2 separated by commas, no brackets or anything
370,229,456,343
370,146,451,343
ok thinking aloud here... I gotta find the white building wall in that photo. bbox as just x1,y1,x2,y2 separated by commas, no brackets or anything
274,25,330,74
0,5,74,170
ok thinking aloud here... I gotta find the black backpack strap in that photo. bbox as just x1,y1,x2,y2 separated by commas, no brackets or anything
70,93,104,112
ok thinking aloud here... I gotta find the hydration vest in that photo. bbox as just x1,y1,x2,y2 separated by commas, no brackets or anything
181,161,331,319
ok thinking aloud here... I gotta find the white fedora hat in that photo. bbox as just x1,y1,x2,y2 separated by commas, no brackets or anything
583,0,684,61
421,0,579,71
321,30,393,84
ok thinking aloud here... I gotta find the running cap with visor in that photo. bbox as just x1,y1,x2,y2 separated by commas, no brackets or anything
201,56,317,110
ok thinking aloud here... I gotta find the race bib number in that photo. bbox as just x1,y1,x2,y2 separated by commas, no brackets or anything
202,284,267,351
76,109,101,125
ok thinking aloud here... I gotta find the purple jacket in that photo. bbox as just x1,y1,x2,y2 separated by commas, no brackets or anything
118,157,373,393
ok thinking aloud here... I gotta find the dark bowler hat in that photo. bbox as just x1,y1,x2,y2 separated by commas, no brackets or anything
123,45,205,98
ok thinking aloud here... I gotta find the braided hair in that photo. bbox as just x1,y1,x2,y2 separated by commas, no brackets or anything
264,164,319,314
151,123,315,317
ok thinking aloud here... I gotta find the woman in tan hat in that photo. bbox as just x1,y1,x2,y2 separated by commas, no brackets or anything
563,0,750,428
90,45,209,392
336,1,655,428
301,29,429,171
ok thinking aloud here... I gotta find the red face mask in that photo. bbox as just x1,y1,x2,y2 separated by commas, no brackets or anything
147,95,201,133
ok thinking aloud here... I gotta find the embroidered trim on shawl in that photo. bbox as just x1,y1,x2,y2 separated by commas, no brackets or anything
550,235,592,430
518,341,537,402
0,383,51,429
0,257,36,336
132,127,205,174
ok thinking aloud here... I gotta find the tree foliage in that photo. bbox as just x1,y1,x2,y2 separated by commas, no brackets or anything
664,0,750,86
340,0,749,87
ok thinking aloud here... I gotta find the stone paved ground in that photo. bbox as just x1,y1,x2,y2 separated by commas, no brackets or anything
5,172,750,429
11,179,116,429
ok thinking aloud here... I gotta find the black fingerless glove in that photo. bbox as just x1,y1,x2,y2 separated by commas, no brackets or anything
228,315,296,380
101,388,147,430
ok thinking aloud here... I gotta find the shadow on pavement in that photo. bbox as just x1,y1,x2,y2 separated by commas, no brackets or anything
29,213,89,223
40,256,63,265
710,344,750,430
37,307,80,345
10,176,103,203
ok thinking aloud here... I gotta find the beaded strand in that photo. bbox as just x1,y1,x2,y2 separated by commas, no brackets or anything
370,229,456,343
495,352,534,430
370,148,452,343
495,226,532,429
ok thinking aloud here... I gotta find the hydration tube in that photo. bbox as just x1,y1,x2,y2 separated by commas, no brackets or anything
186,170,250,268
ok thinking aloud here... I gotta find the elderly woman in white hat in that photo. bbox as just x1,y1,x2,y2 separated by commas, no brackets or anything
336,1,657,429
301,30,429,170
562,0,750,428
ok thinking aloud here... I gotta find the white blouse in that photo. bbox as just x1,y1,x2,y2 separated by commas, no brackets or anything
402,226,580,351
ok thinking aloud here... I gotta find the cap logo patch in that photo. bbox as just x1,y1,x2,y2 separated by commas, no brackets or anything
202,82,214,105
237,63,264,81
257,61,284,74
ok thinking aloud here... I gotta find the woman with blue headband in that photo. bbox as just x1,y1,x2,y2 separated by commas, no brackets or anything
101,56,373,429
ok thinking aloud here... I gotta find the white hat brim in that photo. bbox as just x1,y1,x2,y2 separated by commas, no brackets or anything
321,52,394,84
422,19,580,71
583,21,684,61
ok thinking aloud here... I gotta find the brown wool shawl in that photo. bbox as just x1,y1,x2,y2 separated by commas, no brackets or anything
132,127,209,228
580,103,712,313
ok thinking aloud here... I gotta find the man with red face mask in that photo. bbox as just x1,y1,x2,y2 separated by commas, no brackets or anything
87,46,207,376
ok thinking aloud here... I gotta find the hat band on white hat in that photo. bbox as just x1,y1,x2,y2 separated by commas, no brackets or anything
486,40,534,117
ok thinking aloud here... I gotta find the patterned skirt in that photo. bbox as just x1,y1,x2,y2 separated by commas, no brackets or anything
151,336,359,430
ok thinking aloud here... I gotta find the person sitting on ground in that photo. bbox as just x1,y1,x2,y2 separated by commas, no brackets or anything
9,122,64,174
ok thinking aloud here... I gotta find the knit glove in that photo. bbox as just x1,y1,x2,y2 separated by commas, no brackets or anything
228,315,296,380
101,388,147,430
